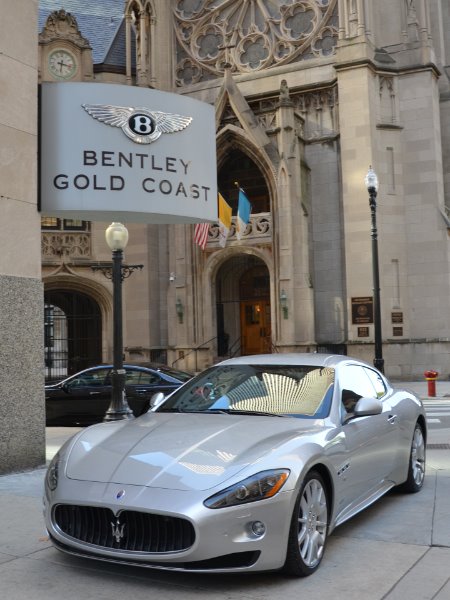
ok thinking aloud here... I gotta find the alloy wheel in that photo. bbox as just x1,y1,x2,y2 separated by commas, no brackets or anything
297,477,328,568
411,425,425,486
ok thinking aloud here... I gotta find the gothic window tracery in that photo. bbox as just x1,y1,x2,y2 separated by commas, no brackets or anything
174,0,338,86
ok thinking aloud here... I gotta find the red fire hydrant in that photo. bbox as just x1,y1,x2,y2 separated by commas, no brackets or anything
424,370,439,397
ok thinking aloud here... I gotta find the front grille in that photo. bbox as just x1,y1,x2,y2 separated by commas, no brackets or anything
54,504,195,553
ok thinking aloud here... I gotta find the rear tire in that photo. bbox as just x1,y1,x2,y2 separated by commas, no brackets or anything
399,423,426,493
283,470,328,577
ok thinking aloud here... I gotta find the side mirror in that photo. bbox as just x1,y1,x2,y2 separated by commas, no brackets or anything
353,396,383,417
61,382,70,393
149,392,165,410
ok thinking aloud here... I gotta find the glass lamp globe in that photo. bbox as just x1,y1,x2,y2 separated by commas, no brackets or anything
105,222,129,252
364,166,379,192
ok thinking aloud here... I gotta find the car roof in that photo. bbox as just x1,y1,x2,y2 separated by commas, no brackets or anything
217,353,370,369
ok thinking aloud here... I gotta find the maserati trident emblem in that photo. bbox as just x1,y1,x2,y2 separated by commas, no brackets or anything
82,103,192,144
111,518,126,543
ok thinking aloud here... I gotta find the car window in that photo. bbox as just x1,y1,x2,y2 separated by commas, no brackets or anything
339,365,377,415
363,367,387,398
69,368,109,387
156,366,192,382
125,369,160,385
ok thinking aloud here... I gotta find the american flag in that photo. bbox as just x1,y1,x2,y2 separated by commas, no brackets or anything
194,222,210,250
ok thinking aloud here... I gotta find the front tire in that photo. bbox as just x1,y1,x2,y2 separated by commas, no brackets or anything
283,470,328,577
399,423,426,493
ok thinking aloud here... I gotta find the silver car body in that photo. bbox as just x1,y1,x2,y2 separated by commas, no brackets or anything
43,354,426,574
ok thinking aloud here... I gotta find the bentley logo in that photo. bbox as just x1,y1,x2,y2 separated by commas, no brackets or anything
82,104,192,145
111,519,126,543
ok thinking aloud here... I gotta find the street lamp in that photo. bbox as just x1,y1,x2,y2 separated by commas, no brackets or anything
364,167,384,373
280,289,288,319
104,222,134,422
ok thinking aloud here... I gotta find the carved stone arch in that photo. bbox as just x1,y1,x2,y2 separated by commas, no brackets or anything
43,274,112,318
201,246,275,357
205,245,274,284
125,0,144,16
43,274,113,376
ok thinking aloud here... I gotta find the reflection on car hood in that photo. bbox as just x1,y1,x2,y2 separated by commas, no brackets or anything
65,413,319,491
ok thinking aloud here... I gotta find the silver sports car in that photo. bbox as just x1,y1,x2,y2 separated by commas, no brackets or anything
44,354,426,576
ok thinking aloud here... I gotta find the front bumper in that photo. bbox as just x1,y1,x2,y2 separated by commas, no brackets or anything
44,477,295,573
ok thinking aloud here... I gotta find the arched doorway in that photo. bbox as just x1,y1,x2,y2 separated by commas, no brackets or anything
44,290,102,381
216,255,271,357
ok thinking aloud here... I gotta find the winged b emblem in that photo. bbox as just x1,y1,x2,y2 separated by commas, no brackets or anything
82,104,192,145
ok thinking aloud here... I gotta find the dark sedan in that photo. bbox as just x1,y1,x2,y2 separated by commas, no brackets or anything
45,363,192,425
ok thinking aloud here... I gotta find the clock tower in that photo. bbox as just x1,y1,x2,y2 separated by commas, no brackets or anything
39,9,93,83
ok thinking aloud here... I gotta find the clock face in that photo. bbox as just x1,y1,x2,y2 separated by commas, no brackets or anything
48,49,77,80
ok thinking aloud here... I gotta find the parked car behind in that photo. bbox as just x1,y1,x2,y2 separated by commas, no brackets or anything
45,363,192,425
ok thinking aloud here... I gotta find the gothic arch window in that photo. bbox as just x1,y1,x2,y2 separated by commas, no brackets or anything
218,149,270,214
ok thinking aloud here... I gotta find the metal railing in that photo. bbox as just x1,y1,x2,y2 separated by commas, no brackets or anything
172,336,218,371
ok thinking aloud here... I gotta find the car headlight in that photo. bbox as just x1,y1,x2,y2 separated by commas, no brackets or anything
204,469,290,509
46,452,60,492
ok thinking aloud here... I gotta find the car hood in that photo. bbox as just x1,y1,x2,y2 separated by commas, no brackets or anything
65,412,319,492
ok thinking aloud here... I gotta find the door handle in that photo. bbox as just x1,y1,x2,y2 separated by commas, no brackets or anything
90,391,101,396
387,414,397,424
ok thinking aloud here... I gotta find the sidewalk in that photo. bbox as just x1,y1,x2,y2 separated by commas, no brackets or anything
396,379,450,400
0,398,449,599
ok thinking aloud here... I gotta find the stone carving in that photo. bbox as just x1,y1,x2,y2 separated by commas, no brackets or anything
218,85,338,142
174,0,338,85
207,213,272,247
39,9,91,48
42,232,91,259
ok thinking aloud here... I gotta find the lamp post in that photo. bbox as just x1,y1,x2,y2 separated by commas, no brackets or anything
90,223,137,423
365,167,384,374
103,222,134,421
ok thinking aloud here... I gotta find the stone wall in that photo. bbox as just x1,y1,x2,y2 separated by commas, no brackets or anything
0,0,45,473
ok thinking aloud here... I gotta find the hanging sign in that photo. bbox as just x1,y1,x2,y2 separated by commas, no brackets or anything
39,82,217,224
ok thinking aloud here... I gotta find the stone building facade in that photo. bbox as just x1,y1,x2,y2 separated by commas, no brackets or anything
0,1,45,474
38,0,450,383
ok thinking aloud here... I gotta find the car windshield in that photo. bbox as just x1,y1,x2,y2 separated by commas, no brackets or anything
156,366,192,382
156,364,335,418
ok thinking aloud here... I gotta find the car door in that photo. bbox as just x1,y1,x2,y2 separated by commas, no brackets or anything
124,368,168,416
62,368,112,423
336,364,399,511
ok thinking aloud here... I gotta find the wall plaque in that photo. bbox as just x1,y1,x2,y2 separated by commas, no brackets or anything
391,312,403,323
352,297,373,324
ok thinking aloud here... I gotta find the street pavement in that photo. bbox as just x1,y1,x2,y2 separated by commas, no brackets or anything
0,382,449,600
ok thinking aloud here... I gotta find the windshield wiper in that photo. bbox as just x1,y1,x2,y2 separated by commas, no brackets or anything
228,410,286,417
158,408,285,417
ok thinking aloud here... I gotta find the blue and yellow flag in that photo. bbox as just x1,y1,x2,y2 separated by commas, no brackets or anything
236,188,251,240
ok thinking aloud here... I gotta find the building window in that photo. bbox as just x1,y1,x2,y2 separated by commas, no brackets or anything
41,218,90,231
